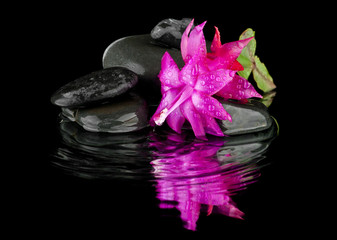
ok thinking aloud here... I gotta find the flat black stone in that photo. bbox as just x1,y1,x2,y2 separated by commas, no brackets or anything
58,115,150,147
51,67,138,107
62,93,149,133
219,99,273,135
150,18,193,49
102,34,185,90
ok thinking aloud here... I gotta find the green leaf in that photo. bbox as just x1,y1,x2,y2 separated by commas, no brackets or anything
239,28,256,59
260,91,276,107
237,28,276,93
237,28,256,79
237,54,253,79
253,55,276,92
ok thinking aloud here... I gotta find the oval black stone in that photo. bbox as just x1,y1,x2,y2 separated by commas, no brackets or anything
62,93,149,133
51,67,138,107
219,99,273,135
102,34,184,89
150,18,193,49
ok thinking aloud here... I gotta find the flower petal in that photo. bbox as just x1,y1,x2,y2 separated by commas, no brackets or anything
210,26,221,52
217,37,254,61
207,37,254,71
179,56,199,87
180,99,207,140
181,20,207,62
159,52,183,88
167,107,185,134
216,74,262,100
181,19,194,62
201,115,224,137
231,60,245,71
150,88,181,126
152,86,194,126
192,91,232,121
194,69,235,95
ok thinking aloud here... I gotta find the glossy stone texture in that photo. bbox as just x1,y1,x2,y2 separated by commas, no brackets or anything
62,93,149,133
51,67,138,107
102,34,185,89
151,18,193,49
220,99,272,135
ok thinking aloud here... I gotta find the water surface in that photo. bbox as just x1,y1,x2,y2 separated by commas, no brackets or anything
51,116,277,231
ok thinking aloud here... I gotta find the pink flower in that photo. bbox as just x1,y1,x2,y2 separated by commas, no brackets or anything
150,19,262,140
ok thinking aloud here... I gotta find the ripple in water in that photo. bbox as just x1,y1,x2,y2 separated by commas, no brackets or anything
51,116,277,231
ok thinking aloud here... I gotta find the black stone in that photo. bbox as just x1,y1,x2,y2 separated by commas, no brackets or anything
150,18,193,49
51,67,138,107
58,115,149,147
219,99,273,135
62,93,149,133
102,34,185,89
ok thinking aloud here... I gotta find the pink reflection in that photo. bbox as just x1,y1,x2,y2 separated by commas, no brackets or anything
150,131,259,231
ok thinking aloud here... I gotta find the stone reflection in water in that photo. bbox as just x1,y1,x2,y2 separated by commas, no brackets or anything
149,125,276,231
52,116,153,180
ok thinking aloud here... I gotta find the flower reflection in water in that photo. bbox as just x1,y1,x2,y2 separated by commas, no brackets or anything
52,115,276,231
150,130,272,231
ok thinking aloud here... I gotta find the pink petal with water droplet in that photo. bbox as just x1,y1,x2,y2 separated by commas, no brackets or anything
216,74,262,100
180,99,207,140
207,37,253,71
150,88,181,126
181,20,207,62
215,37,254,61
192,91,232,121
159,52,183,88
201,115,224,137
194,69,235,95
181,19,194,62
179,56,199,87
210,26,221,52
167,107,185,134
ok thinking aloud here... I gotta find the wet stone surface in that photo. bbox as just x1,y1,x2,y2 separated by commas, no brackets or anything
102,34,185,89
51,67,138,107
61,93,149,133
150,18,193,49
219,99,272,135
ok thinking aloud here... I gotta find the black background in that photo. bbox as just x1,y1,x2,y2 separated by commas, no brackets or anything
8,4,321,238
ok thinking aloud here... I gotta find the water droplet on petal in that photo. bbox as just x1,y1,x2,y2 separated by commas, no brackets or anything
238,41,245,48
192,65,198,76
208,105,215,111
229,71,235,78
243,81,251,89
